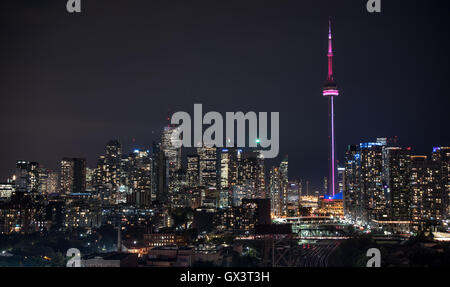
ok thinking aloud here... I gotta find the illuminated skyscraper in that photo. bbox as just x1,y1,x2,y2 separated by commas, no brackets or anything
410,155,444,231
344,140,387,222
153,141,168,204
431,147,450,219
198,146,218,188
322,18,339,196
15,161,30,192
343,145,362,221
105,140,122,192
60,159,73,195
13,161,40,193
269,166,282,217
337,166,345,193
279,156,288,215
286,180,302,217
28,162,40,192
37,167,48,194
187,154,200,187
384,147,411,221
239,151,265,198
125,149,152,207
85,167,94,191
225,148,241,188
161,125,182,201
60,158,86,194
161,126,182,173
360,142,386,221
220,149,230,188
46,171,59,194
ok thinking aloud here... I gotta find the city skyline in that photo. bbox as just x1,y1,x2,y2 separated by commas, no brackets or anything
0,0,449,269
1,0,449,193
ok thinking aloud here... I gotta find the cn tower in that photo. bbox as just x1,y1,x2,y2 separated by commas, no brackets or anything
323,18,339,196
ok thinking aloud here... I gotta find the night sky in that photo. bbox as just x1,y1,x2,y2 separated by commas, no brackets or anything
1,0,449,191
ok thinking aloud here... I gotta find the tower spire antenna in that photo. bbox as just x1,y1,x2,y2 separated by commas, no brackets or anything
327,17,334,80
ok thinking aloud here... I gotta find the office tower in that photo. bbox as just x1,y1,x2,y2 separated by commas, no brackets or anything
85,167,94,191
60,159,74,195
220,149,230,188
105,140,122,192
224,148,241,188
28,162,40,192
279,156,288,216
231,183,253,207
37,167,48,194
13,161,40,193
187,154,200,188
384,147,412,221
72,159,86,194
47,172,59,194
280,156,288,182
15,161,29,192
322,19,340,196
323,177,328,195
218,189,231,208
94,156,107,189
161,126,182,173
60,158,86,194
198,146,218,188
153,141,168,204
337,166,345,193
410,156,444,231
287,180,302,217
269,166,282,217
161,125,182,202
238,151,265,199
257,157,266,198
0,183,14,201
14,161,36,192
125,149,152,207
431,147,450,219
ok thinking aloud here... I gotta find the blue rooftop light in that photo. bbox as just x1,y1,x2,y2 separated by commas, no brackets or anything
360,142,383,149
324,192,343,200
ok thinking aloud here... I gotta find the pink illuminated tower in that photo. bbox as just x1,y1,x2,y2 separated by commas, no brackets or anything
323,18,339,196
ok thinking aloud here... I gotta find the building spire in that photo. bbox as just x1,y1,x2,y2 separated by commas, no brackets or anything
327,17,334,80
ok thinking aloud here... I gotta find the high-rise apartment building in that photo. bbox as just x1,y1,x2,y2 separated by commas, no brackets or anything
383,147,411,221
410,156,444,231
105,140,122,191
431,147,450,219
60,158,86,194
